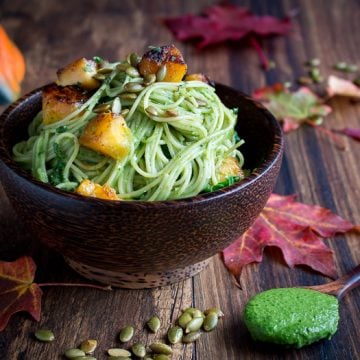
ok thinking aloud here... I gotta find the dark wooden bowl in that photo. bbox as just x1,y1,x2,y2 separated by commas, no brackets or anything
0,84,283,288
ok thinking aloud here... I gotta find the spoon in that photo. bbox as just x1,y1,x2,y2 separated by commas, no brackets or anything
305,264,360,299
243,265,360,348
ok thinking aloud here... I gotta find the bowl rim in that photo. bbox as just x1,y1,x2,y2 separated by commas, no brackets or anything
0,83,283,207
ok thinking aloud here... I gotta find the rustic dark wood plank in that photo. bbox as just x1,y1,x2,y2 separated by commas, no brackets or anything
0,0,359,359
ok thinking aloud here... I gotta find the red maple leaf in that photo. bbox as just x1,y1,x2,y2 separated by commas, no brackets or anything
0,256,42,331
163,4,292,49
223,194,357,281
163,4,292,69
0,257,111,331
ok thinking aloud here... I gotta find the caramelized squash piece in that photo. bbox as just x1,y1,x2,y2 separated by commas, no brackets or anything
79,112,132,161
75,179,120,200
42,84,89,125
57,58,100,90
217,157,243,182
138,45,187,82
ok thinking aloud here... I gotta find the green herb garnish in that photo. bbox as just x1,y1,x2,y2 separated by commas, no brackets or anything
93,56,103,64
49,143,66,185
203,176,240,193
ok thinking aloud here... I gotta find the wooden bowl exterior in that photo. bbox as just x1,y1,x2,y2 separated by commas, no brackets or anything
0,84,283,288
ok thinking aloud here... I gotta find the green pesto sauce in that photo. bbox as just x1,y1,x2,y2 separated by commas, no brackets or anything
244,288,339,348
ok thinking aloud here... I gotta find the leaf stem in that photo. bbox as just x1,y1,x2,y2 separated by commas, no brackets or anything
306,121,347,150
250,37,270,70
38,282,112,291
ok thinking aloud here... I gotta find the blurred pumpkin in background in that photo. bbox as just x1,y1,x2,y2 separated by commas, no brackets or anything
0,25,25,105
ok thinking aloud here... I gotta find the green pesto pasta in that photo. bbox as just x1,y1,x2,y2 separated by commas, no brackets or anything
13,60,244,201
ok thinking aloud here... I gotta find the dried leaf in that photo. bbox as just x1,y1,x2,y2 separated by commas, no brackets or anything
327,75,360,98
223,194,356,281
0,256,42,331
333,127,360,142
253,83,332,133
163,4,292,49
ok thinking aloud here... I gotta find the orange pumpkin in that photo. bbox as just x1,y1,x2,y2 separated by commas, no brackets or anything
0,25,25,104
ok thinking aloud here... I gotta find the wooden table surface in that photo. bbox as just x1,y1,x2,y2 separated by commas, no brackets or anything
1,0,359,359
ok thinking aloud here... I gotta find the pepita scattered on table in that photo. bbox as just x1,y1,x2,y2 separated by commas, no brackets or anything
107,348,132,357
153,355,170,360
80,339,98,354
147,316,161,333
149,342,173,355
64,348,86,359
119,325,135,342
167,325,183,344
182,330,202,343
34,329,55,342
131,342,146,358
33,306,223,358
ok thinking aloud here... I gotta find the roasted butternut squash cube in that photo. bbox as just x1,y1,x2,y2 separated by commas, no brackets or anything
42,84,89,125
75,179,120,200
217,157,243,182
79,112,132,161
57,58,100,90
139,45,187,82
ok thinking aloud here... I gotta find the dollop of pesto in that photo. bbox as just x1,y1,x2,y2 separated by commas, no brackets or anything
243,288,339,348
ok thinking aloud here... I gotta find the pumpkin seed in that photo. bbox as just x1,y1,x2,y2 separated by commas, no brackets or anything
203,312,218,332
119,325,134,342
167,325,183,344
73,357,96,360
144,74,156,86
124,82,144,93
182,331,201,343
145,106,160,117
147,316,161,333
204,308,224,318
347,64,358,73
80,339,97,354
129,53,141,67
184,308,204,318
93,104,111,113
297,76,313,85
131,343,146,358
93,73,106,80
116,63,131,72
149,343,172,355
153,355,169,360
178,312,193,329
108,357,131,360
195,98,207,107
65,348,86,359
112,97,122,114
120,108,130,117
156,65,167,82
165,109,178,117
126,66,140,78
119,93,137,100
185,317,204,333
334,62,347,71
97,67,113,74
107,348,132,357
305,58,320,67
34,329,55,342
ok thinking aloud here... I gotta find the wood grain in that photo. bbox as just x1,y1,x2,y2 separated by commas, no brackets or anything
0,0,359,359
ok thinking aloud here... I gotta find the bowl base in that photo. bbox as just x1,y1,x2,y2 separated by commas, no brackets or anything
64,257,211,289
